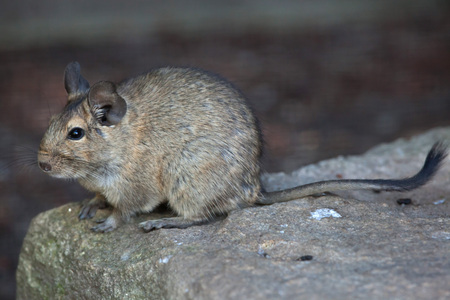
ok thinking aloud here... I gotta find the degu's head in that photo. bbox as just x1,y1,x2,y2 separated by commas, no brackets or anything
37,62,127,179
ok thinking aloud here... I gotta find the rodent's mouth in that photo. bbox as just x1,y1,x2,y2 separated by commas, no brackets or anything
37,152,80,179
37,160,70,179
37,152,62,177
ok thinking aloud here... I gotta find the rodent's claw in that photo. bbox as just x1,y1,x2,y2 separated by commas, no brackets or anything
91,217,118,233
139,220,165,232
79,204,98,220
79,196,108,220
91,223,114,233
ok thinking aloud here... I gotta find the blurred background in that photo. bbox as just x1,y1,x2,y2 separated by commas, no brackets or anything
1,0,450,298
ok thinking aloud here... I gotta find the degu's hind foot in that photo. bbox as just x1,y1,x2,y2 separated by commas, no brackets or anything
79,194,108,220
139,217,209,232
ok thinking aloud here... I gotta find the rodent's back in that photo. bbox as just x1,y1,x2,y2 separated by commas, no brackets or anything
119,68,259,144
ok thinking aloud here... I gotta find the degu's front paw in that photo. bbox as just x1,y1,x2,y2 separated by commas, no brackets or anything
79,203,99,220
79,196,107,220
91,217,118,233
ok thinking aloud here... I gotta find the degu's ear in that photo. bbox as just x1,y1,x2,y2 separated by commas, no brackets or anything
64,62,90,97
88,81,127,126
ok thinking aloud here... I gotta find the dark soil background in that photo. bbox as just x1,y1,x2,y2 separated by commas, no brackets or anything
1,1,450,299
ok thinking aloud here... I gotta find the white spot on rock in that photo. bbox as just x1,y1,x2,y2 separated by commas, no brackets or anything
121,251,131,261
310,208,342,220
431,231,450,240
159,255,173,264
433,198,446,205
257,247,265,256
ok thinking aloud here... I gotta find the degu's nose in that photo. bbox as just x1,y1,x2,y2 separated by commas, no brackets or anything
39,161,52,172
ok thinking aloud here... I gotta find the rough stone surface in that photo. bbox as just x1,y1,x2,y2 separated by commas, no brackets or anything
17,128,450,299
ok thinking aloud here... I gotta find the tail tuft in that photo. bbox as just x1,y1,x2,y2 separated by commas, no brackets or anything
400,141,448,191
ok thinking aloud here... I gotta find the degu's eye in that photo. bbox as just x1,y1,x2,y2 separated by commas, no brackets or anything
68,127,85,140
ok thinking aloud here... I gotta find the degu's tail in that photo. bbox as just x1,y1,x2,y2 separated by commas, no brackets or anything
258,142,447,205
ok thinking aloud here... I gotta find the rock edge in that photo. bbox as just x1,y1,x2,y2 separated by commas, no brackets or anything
17,127,450,299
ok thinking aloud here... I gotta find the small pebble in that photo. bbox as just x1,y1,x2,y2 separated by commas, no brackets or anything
298,255,313,261
397,198,412,205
